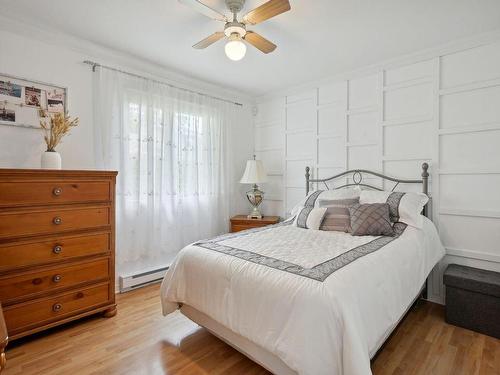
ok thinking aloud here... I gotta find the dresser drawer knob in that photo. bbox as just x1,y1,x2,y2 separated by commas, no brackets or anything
76,292,84,299
52,303,62,312
53,217,62,225
52,274,62,283
32,278,43,285
53,245,63,254
53,187,63,196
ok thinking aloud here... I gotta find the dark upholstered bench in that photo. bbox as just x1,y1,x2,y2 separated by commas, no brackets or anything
444,264,500,339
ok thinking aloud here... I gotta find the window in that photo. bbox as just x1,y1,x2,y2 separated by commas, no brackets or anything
123,97,221,200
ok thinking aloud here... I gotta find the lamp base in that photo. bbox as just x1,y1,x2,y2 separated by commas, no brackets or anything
245,184,264,220
247,206,263,219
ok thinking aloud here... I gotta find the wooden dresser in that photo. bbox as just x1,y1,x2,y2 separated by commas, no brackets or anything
0,169,117,340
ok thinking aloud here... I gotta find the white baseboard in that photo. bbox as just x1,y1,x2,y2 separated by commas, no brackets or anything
446,247,500,264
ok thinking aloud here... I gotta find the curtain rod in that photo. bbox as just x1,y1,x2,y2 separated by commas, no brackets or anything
83,60,243,107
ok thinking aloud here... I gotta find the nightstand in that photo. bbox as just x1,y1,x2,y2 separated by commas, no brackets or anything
230,215,280,233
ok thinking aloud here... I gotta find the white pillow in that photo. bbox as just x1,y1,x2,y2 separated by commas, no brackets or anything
294,206,327,229
290,188,360,216
359,190,429,228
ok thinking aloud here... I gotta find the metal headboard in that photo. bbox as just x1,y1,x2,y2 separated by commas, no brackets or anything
305,163,430,217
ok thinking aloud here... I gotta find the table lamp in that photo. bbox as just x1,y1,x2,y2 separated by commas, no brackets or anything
240,156,267,219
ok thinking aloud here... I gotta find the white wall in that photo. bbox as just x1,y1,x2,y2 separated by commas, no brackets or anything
0,30,96,169
255,34,500,304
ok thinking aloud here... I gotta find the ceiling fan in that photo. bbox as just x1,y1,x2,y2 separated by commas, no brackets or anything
179,0,291,61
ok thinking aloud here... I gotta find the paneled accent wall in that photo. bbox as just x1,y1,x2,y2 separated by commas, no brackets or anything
254,97,286,216
254,39,500,304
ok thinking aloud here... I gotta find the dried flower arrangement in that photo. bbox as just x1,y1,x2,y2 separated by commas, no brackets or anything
40,113,79,152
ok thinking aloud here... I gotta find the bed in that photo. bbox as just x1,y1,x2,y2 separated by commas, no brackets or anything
160,164,445,375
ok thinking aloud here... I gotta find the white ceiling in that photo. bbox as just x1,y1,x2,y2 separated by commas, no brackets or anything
1,0,500,96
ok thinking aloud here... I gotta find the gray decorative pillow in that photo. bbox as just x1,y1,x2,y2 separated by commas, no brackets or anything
318,198,359,232
349,203,394,236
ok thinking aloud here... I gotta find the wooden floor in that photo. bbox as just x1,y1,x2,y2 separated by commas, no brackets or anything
3,284,500,375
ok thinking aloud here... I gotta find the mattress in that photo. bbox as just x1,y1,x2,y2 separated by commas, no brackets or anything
161,216,444,375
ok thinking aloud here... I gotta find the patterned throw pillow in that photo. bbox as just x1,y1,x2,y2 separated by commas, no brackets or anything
318,198,359,232
294,206,327,230
349,203,394,236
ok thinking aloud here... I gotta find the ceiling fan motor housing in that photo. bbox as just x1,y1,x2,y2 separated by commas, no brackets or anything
225,0,246,14
224,21,246,37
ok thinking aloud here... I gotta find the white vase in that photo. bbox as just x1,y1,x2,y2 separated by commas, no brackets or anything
41,151,62,169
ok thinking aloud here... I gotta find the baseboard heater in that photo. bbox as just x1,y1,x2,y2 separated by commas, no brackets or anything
119,266,169,293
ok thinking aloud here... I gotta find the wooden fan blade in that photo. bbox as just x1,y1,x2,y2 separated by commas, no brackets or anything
244,31,276,54
193,32,225,49
242,0,290,25
179,0,227,21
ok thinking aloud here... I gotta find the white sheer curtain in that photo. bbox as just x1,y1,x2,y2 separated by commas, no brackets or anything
93,68,239,276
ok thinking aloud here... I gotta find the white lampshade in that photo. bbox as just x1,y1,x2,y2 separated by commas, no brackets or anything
240,159,267,184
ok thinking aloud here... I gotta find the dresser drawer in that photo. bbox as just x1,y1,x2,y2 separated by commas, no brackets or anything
3,283,110,334
0,232,111,270
0,206,110,239
0,180,111,207
0,258,109,304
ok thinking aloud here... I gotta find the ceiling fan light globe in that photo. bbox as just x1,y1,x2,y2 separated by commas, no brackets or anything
225,39,246,61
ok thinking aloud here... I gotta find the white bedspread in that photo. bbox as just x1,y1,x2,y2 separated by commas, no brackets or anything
160,217,444,375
